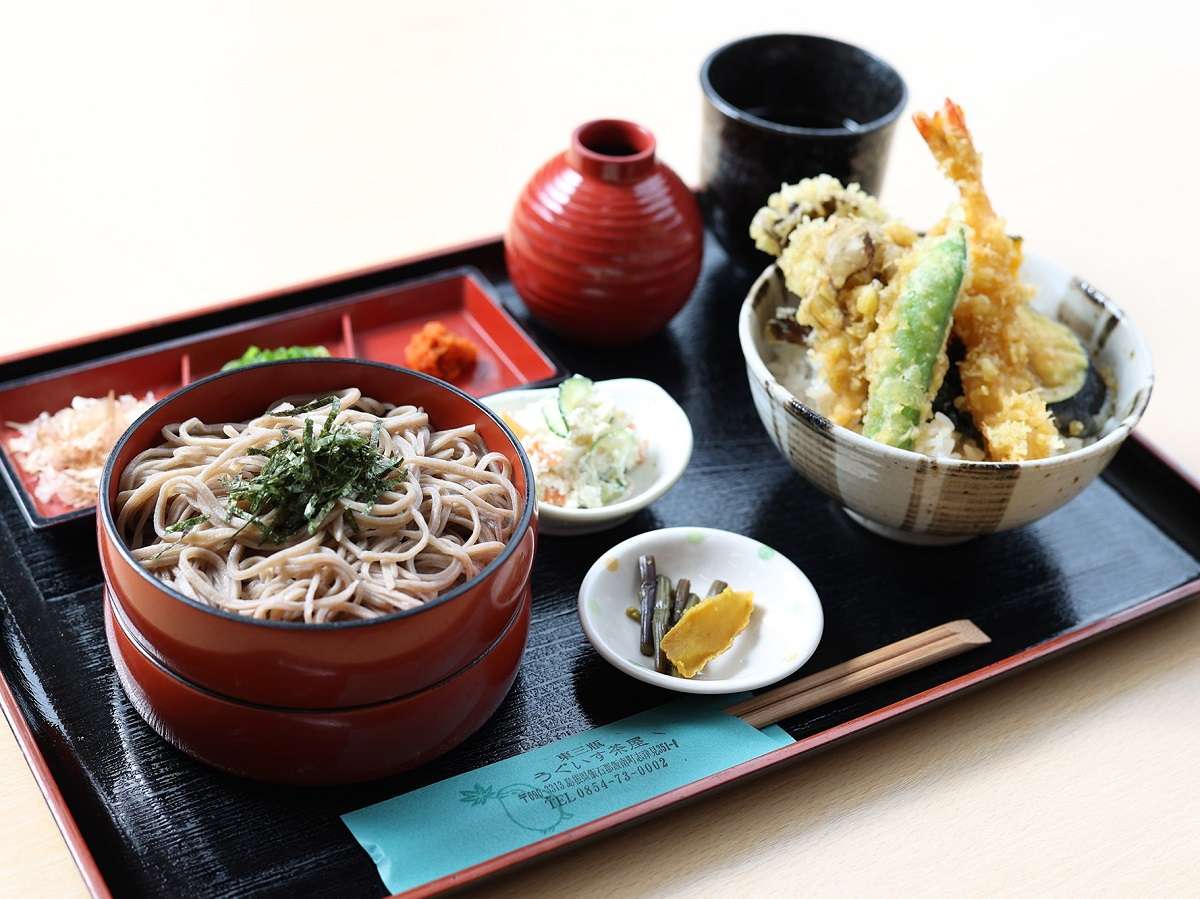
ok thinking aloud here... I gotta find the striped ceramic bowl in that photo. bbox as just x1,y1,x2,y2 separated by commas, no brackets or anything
738,253,1154,544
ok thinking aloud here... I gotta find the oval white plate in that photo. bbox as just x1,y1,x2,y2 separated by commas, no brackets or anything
482,378,693,536
577,527,824,694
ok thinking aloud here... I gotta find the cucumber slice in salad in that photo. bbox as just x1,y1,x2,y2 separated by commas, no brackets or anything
558,375,593,414
543,375,594,438
582,428,638,504
599,477,628,505
542,403,569,438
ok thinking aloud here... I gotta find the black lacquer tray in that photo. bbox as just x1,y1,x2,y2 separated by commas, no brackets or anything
1,234,1198,898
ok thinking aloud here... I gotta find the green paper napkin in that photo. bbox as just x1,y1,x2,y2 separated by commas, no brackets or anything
342,696,793,895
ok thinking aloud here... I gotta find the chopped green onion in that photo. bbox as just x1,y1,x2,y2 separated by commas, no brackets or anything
221,345,330,371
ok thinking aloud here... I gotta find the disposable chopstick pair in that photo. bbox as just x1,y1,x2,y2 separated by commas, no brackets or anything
726,619,991,729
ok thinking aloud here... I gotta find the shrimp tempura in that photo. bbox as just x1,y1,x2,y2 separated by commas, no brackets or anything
914,100,1062,461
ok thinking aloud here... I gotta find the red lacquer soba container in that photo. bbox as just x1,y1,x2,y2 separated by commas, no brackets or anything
97,360,537,711
105,581,531,784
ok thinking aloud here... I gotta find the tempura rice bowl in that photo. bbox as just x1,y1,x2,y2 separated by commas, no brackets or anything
739,252,1153,543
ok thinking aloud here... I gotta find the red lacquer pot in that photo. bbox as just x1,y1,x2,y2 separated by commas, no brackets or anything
505,119,704,344
106,583,531,785
97,360,537,710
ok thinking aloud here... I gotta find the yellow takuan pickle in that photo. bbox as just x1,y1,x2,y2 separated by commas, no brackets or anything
660,588,754,678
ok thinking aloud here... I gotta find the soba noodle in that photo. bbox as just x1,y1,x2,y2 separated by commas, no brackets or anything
116,388,520,623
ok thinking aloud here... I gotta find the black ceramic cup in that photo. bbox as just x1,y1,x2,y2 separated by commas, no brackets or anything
700,34,907,268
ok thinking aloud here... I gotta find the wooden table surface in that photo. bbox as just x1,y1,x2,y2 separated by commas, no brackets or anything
2,2,1197,896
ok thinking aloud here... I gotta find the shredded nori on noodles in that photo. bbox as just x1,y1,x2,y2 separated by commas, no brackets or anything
163,514,207,534
225,398,403,543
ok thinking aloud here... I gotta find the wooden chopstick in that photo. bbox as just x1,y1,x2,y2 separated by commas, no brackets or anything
726,619,991,729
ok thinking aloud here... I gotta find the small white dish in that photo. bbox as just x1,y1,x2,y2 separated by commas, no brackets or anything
577,527,824,694
739,252,1154,543
481,378,693,536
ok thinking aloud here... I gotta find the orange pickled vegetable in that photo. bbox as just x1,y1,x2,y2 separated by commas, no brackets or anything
404,322,478,382
660,588,754,678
